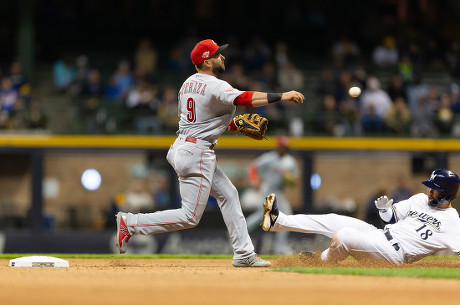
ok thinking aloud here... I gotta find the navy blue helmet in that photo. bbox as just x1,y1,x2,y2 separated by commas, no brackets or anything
422,169,460,207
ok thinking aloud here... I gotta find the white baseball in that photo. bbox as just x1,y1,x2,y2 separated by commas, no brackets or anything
348,86,361,97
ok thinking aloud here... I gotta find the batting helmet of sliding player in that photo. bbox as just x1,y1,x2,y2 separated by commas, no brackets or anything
422,168,460,207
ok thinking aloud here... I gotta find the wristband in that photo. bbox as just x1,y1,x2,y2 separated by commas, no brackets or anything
267,93,282,103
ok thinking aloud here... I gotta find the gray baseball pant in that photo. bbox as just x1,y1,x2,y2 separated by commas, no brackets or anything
126,136,255,259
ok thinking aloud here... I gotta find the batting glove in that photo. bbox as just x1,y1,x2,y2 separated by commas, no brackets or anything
374,195,393,210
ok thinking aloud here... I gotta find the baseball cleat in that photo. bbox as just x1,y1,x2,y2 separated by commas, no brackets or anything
232,254,271,267
261,193,279,231
116,212,131,254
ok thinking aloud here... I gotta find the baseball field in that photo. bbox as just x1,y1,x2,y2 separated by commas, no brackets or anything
1,254,459,305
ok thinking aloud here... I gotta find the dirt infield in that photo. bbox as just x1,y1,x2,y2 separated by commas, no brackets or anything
1,257,459,305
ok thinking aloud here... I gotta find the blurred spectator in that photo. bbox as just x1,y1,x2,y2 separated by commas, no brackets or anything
315,68,339,98
386,73,407,101
22,95,48,130
265,103,287,134
157,86,179,133
397,54,415,84
434,93,454,136
450,84,460,114
384,96,411,135
126,79,156,110
353,65,367,89
77,69,105,133
360,76,392,133
71,55,91,95
256,62,279,91
222,63,252,91
336,70,355,101
427,86,441,108
410,91,438,137
244,38,271,71
314,94,340,135
391,175,412,204
278,61,304,91
104,75,121,101
337,99,361,136
9,61,32,108
53,57,75,92
406,72,430,113
80,69,104,97
135,38,158,76
126,79,161,134
9,61,27,90
331,35,360,65
113,60,134,100
0,77,20,117
275,41,290,69
445,40,460,80
372,36,399,68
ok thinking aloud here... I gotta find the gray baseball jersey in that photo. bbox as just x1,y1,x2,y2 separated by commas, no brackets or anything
177,73,243,143
126,72,256,260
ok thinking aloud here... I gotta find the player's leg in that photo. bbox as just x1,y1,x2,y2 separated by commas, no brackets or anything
320,227,402,264
126,145,216,235
210,166,270,266
273,212,376,238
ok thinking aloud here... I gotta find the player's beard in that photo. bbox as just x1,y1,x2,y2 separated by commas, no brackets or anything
212,61,225,75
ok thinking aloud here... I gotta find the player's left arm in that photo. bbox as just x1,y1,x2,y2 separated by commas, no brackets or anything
377,195,413,223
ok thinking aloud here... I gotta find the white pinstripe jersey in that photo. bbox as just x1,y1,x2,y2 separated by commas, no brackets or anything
385,193,460,262
177,73,243,144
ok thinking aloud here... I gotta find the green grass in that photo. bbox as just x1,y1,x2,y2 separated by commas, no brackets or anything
272,266,460,279
2,254,459,280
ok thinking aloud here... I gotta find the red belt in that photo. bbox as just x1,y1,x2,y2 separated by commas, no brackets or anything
185,136,215,149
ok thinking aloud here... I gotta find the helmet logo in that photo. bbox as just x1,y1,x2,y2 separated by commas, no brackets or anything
202,51,210,59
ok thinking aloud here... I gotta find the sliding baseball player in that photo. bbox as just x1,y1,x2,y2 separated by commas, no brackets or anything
262,168,460,264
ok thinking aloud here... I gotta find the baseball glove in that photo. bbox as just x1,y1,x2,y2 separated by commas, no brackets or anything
233,113,268,140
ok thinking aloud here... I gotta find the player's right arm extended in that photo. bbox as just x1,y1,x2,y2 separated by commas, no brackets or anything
233,91,305,107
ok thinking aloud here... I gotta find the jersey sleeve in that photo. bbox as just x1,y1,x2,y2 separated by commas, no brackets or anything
392,193,421,221
214,81,244,105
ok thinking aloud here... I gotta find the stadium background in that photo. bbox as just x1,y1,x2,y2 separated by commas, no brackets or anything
1,0,460,255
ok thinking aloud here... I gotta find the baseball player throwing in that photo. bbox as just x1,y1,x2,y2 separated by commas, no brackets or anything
261,168,460,264
116,39,305,267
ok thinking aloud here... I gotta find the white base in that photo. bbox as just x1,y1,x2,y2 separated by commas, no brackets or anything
9,256,69,267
